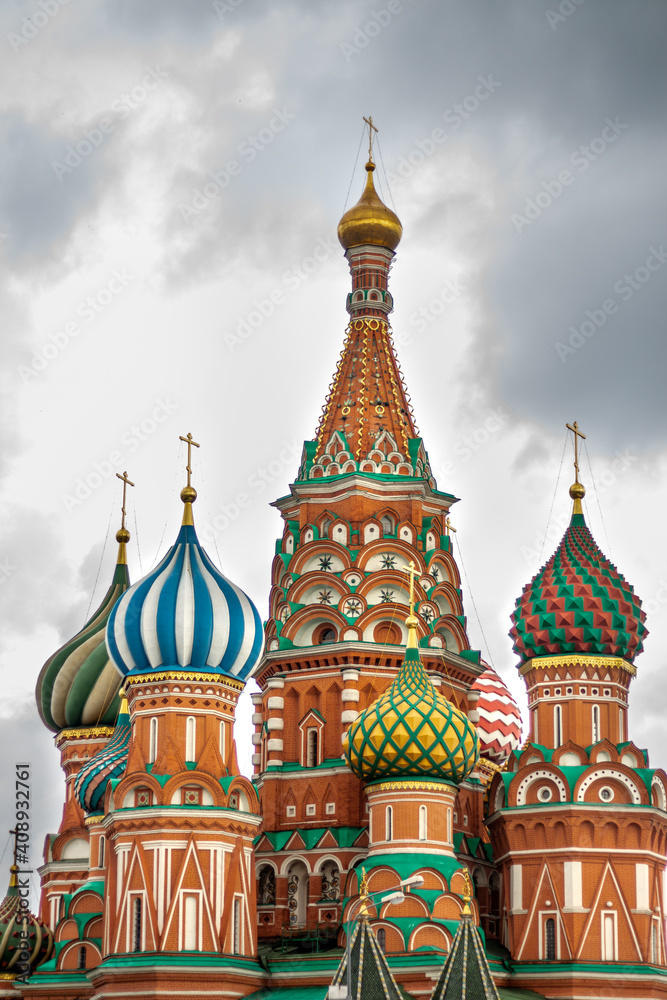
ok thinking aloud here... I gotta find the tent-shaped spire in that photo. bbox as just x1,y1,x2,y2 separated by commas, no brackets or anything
431,913,500,1000
330,918,402,1000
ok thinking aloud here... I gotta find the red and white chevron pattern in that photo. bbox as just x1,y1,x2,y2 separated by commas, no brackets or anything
472,665,522,764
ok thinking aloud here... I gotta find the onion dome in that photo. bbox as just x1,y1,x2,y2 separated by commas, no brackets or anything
471,664,522,764
0,864,54,978
338,160,402,251
36,530,131,733
74,690,131,813
511,480,647,664
107,479,264,681
344,613,479,782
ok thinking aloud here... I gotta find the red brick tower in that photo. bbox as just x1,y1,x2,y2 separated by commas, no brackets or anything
251,150,489,945
487,429,667,998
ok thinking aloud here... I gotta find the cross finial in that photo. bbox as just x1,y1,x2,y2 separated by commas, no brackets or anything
363,115,378,162
566,421,586,484
404,560,417,617
179,432,200,488
461,869,473,917
115,471,135,532
444,516,457,537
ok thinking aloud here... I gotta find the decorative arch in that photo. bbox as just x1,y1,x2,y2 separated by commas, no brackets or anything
408,923,450,953
574,766,644,805
512,767,568,806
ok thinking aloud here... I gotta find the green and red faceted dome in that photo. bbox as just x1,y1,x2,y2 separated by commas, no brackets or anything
510,509,647,665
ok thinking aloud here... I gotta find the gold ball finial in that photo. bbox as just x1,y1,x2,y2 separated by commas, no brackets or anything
181,485,197,505
569,481,586,500
116,527,130,544
337,160,403,251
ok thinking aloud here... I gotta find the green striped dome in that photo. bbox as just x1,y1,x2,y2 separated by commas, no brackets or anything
36,547,129,733
344,634,479,783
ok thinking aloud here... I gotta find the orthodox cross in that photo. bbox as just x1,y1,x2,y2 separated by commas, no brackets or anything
115,471,135,531
363,115,378,161
461,869,473,916
404,560,417,616
179,432,200,487
444,516,457,537
566,421,586,483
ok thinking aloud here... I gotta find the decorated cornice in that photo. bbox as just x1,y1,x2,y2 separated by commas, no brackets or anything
55,726,115,747
519,653,636,677
124,670,245,691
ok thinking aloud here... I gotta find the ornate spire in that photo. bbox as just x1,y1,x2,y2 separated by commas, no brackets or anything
430,903,500,1000
115,470,134,564
179,431,200,526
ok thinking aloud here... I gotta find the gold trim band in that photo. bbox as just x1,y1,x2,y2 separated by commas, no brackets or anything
520,654,635,677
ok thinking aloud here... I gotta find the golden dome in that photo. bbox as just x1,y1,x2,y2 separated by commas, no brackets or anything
337,161,403,251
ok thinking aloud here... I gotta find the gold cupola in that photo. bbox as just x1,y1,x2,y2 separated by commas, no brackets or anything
337,159,403,252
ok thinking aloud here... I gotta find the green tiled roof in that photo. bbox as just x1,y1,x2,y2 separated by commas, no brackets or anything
331,918,402,1000
431,914,500,999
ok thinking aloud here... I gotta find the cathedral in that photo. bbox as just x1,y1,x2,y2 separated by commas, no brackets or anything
2,137,667,1000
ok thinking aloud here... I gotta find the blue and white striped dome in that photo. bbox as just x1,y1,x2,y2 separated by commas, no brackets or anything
106,521,263,681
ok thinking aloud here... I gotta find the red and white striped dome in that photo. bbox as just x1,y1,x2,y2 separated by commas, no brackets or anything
471,664,522,764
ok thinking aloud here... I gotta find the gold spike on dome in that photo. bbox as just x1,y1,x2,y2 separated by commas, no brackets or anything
566,420,586,516
179,432,200,525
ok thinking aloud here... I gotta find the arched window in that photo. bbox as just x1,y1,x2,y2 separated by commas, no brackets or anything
619,708,624,742
98,836,105,868
381,515,394,536
77,946,86,970
419,805,427,841
553,705,562,748
377,927,386,953
373,621,401,644
447,808,452,844
652,921,659,963
592,705,600,743
545,917,556,960
132,897,142,952
316,625,337,645
386,805,393,842
185,717,196,762
149,717,158,764
233,898,241,954
219,719,226,759
307,728,319,768
321,518,331,539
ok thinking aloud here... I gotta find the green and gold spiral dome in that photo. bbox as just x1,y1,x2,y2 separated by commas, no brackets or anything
344,614,479,783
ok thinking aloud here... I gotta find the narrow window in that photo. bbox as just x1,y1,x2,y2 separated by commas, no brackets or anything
77,946,86,970
377,927,386,953
381,515,393,535
592,705,600,744
149,717,158,764
545,917,556,960
554,705,562,747
321,518,331,539
386,805,393,842
132,897,142,952
619,708,624,742
447,808,452,844
489,873,500,916
98,835,105,868
219,719,226,759
185,716,196,762
306,728,318,767
419,805,427,841
652,921,659,963
233,898,241,955
532,707,538,743
184,894,198,951
603,913,615,960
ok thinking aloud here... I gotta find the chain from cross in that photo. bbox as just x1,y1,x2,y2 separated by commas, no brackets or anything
566,421,586,483
115,471,135,531
403,560,418,616
9,828,20,867
362,115,378,162
444,516,457,536
179,432,200,487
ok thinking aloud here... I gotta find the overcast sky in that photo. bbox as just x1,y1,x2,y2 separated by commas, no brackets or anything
1,0,666,905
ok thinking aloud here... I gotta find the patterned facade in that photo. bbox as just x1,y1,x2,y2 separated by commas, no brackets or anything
10,149,666,1000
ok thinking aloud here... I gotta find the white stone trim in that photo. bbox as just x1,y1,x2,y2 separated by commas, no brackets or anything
267,696,284,710
342,689,360,702
267,718,284,731
341,710,358,723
